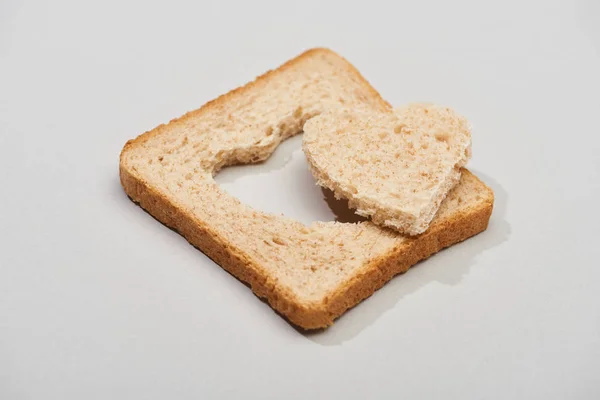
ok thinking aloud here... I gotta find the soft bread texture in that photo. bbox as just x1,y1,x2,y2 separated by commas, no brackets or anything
303,105,472,236
119,48,493,329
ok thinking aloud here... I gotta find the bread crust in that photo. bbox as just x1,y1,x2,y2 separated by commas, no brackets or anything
120,48,390,152
119,48,493,330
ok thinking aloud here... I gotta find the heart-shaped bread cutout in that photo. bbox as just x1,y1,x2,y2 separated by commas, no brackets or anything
302,103,472,235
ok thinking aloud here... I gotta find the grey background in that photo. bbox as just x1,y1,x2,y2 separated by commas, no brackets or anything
1,0,599,398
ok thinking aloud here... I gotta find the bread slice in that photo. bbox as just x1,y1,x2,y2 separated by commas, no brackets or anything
303,104,472,236
119,48,493,329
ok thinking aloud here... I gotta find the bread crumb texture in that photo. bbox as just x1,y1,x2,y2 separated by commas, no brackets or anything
303,104,472,235
120,48,493,329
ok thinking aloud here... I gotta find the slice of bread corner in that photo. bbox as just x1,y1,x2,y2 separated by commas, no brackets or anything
119,48,494,330
303,104,472,236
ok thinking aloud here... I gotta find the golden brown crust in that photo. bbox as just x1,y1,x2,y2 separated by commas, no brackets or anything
119,48,493,330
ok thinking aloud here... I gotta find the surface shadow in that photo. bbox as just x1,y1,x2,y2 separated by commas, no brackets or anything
304,168,511,346
321,187,367,223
